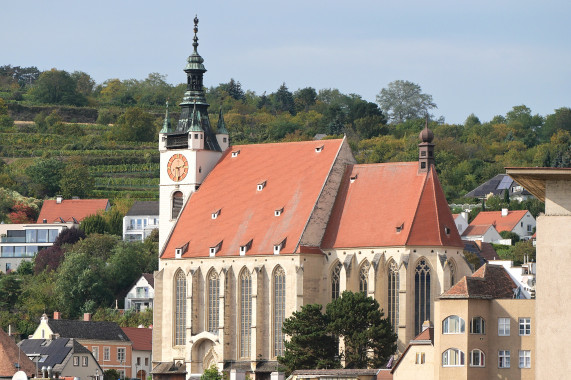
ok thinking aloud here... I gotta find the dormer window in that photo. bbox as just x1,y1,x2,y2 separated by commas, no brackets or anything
257,181,267,191
444,226,451,235
396,223,404,233
275,207,284,217
350,174,358,183
240,239,253,256
175,242,189,259
232,150,240,157
274,239,286,255
210,241,222,257
315,145,324,153
212,209,221,219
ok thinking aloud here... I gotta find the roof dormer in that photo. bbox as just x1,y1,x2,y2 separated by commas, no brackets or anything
240,239,253,256
212,209,221,219
209,241,222,257
257,181,267,191
273,238,286,255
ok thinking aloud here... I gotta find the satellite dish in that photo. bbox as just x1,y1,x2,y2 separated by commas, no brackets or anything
12,371,28,380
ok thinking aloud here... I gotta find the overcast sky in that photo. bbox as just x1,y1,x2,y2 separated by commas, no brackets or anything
2,0,570,124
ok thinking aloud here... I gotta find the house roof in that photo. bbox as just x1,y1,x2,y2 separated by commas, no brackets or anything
463,240,499,262
506,167,571,202
126,201,160,217
440,263,518,299
390,327,434,374
142,273,154,288
162,139,347,258
18,338,90,370
121,327,152,351
462,224,495,237
0,329,36,377
322,164,463,249
469,210,528,233
291,369,381,377
46,319,130,342
37,199,110,224
465,173,530,198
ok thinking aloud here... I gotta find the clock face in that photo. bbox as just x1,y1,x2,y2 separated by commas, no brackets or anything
167,154,189,182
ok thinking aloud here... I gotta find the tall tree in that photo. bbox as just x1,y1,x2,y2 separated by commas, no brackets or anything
273,83,296,115
25,158,65,198
59,157,94,198
326,291,397,368
112,107,157,142
278,304,341,374
376,80,436,124
30,68,87,106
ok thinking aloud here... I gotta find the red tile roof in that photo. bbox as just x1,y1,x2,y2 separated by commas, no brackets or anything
37,199,110,223
0,329,36,377
121,327,152,351
162,139,346,258
462,224,495,237
322,164,463,248
469,210,528,233
441,264,518,299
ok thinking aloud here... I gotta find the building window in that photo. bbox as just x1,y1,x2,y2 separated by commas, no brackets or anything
415,352,425,364
240,269,252,358
448,260,456,287
82,356,88,366
104,346,110,361
92,346,99,361
175,269,186,345
331,262,342,300
527,224,532,232
145,357,149,366
415,259,431,336
442,348,465,367
273,266,286,357
442,315,465,334
359,261,370,294
172,191,183,219
470,349,485,367
498,318,510,336
519,350,531,368
117,347,125,362
498,350,510,368
388,260,399,332
470,317,486,335
519,317,531,336
207,270,220,334
73,356,79,366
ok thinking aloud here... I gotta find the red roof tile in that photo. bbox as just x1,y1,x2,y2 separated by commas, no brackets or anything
37,199,110,223
322,164,463,248
469,210,528,233
0,329,36,377
121,327,152,351
441,264,518,299
162,139,345,258
462,224,495,237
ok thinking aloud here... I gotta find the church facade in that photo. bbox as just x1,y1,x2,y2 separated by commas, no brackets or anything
152,17,472,380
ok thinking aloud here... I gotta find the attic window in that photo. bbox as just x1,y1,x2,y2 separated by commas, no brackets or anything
444,226,451,235
210,241,222,257
240,239,253,256
212,209,221,219
396,223,404,233
273,238,286,255
350,174,358,183
315,145,324,153
257,181,267,191
232,150,240,157
175,242,189,259
275,207,284,217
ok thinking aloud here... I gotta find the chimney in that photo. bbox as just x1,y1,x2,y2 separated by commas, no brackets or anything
56,195,63,204
53,311,61,320
83,313,91,322
501,208,508,217
422,320,432,332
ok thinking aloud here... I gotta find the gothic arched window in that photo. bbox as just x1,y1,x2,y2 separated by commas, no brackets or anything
172,191,183,219
207,270,219,334
174,269,186,346
415,259,431,336
331,262,342,300
449,260,456,288
359,261,370,294
273,266,286,357
388,260,400,333
240,269,252,358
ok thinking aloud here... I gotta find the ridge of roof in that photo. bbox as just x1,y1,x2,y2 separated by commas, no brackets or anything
47,319,130,342
469,209,529,233
121,327,152,351
441,263,518,299
37,199,110,224
391,327,434,374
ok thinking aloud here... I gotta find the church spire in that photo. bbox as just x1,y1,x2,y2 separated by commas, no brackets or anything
160,101,172,133
418,115,435,172
189,101,203,132
217,107,228,134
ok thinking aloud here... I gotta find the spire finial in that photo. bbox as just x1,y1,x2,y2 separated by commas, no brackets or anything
193,15,199,52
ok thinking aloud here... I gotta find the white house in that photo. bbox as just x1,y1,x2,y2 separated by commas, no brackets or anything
124,274,154,311
123,202,160,242
461,224,502,243
452,212,469,235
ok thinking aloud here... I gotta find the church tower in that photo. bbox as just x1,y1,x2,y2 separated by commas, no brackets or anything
158,16,229,251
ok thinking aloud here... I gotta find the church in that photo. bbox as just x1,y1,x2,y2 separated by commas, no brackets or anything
152,17,472,380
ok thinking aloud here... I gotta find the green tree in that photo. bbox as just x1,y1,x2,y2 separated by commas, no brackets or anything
326,291,397,368
106,242,158,297
273,83,296,115
201,366,222,380
71,71,95,97
376,80,436,124
0,98,14,131
219,78,245,101
278,304,341,374
294,87,317,112
540,107,571,142
80,214,108,235
0,274,22,310
59,157,94,198
499,230,520,245
25,158,65,198
104,369,120,380
112,107,157,142
30,68,87,106
70,233,119,261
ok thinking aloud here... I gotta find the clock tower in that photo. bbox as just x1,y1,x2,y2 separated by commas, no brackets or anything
158,16,229,251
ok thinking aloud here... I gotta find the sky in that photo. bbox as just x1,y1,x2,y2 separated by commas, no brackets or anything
2,0,570,124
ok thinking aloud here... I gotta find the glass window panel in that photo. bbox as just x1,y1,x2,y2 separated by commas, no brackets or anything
26,230,36,243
